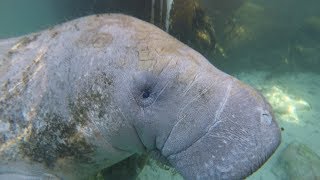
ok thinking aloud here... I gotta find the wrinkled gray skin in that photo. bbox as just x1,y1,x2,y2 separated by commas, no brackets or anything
0,14,280,180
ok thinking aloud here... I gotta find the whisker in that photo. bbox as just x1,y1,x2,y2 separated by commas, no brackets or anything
150,80,170,108
168,80,234,157
117,105,146,151
182,72,201,96
208,80,232,132
160,80,215,151
151,58,173,90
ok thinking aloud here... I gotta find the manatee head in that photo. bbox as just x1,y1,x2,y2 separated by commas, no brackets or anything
88,15,281,180
117,60,280,180
68,14,280,180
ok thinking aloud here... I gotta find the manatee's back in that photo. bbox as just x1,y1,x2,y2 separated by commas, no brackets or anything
0,14,145,179
0,37,19,77
0,31,59,179
0,17,87,145
0,17,97,179
0,32,50,144
0,37,28,145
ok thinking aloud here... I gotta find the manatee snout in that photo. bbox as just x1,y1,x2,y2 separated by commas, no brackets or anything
159,76,281,180
119,41,281,179
121,52,281,179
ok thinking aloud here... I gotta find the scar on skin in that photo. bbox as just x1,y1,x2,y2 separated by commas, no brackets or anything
92,33,113,48
9,34,39,54
50,31,59,38
76,32,113,48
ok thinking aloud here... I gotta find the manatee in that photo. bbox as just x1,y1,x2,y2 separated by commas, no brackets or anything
0,14,280,180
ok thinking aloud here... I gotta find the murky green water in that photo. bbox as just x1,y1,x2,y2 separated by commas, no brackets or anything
1,0,319,179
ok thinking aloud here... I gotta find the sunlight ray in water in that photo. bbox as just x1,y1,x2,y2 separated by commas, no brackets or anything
265,86,311,125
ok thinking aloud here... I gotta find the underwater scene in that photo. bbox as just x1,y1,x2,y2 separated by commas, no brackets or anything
0,0,319,179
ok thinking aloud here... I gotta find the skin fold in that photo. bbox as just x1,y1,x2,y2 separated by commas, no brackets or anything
0,14,280,180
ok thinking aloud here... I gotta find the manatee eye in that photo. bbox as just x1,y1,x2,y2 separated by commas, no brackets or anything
132,71,170,108
142,89,151,99
134,86,156,108
132,72,158,108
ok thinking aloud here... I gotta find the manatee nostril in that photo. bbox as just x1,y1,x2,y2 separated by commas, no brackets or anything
260,111,272,125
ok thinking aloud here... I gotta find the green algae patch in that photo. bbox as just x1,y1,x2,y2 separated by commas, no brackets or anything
20,112,94,167
69,87,112,125
169,0,216,57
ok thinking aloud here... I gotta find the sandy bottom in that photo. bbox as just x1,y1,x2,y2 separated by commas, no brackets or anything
239,71,320,179
137,71,320,180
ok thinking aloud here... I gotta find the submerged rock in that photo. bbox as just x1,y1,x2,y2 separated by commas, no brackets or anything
274,142,320,180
